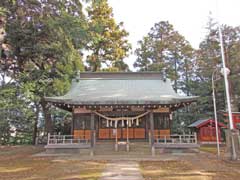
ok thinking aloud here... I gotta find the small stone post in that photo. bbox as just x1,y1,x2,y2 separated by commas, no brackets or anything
148,131,151,145
194,132,197,144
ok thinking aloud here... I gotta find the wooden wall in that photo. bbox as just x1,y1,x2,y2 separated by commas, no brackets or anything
74,130,91,140
73,112,171,140
198,126,222,142
98,128,146,139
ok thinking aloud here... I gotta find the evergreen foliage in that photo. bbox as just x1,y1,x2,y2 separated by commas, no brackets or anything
0,0,132,144
134,19,240,132
134,21,194,93
1,1,240,144
86,0,131,71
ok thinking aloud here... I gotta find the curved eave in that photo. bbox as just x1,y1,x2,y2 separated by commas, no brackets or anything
44,96,198,105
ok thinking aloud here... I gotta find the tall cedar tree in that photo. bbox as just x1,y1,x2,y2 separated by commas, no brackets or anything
134,21,194,93
86,0,131,72
134,21,200,133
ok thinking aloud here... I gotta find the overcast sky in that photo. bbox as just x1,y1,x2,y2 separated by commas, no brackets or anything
108,0,240,70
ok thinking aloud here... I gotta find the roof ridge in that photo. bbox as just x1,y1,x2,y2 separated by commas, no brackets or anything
75,72,166,80
74,78,169,80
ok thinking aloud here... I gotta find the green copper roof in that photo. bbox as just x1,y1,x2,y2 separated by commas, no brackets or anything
45,72,198,105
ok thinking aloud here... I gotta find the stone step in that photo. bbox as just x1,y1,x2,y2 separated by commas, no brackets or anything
94,142,151,155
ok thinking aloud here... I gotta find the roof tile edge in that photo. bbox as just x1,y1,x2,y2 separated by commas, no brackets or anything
78,72,164,80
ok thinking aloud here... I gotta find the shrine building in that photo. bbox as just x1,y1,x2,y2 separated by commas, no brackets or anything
45,72,198,155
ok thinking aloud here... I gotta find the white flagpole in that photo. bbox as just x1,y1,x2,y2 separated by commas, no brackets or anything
216,0,237,160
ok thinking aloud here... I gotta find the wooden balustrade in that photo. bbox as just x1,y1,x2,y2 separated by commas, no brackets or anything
154,133,197,144
47,134,89,145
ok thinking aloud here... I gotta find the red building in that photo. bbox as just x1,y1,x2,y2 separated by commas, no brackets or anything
188,119,226,143
222,112,240,129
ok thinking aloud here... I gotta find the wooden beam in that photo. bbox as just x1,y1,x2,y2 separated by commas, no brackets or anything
99,107,113,112
153,107,170,113
74,107,91,114
131,106,145,111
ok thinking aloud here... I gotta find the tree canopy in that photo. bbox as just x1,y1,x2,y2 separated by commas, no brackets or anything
0,0,132,144
134,19,240,133
86,0,131,72
134,21,194,93
1,1,240,144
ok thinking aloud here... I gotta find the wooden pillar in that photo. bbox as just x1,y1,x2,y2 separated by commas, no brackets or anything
126,122,129,152
145,116,150,144
90,113,95,156
71,113,75,135
150,111,155,156
115,128,118,151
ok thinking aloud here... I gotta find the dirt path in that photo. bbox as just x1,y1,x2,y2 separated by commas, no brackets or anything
0,145,240,180
100,161,144,180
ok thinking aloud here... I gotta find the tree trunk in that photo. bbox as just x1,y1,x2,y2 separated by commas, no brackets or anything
92,63,98,72
32,103,39,145
174,56,177,92
40,99,53,135
185,59,190,96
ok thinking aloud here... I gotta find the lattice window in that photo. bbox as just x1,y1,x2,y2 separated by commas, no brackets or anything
154,113,170,129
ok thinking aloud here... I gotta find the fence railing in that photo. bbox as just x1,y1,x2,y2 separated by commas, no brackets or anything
47,134,89,145
154,134,197,144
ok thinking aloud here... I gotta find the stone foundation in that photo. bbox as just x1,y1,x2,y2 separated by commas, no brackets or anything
46,148,82,154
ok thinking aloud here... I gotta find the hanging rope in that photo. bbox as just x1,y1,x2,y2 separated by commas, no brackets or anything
93,111,149,121
93,111,150,128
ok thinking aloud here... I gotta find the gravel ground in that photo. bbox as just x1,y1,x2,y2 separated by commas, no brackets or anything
0,145,239,180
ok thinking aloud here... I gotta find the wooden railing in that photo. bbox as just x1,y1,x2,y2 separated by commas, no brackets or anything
154,133,197,144
47,134,89,145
